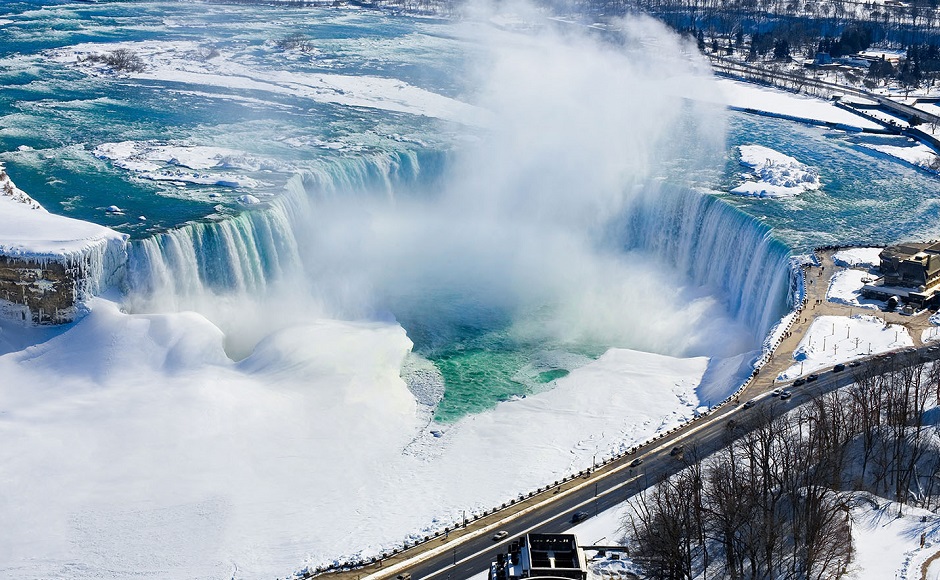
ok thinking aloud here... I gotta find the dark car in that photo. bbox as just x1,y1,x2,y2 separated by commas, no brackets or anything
571,511,590,523
670,445,684,457
806,374,819,382
833,363,846,372
743,399,756,409
629,458,643,468
849,361,861,367
793,378,806,387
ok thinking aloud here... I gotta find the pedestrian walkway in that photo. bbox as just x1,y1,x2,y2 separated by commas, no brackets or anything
754,249,933,390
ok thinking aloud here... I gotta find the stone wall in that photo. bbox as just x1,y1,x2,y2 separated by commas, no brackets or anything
0,256,77,324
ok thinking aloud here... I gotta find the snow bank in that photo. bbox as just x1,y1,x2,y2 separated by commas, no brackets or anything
832,246,883,268
779,314,913,379
858,140,940,174
712,77,883,131
826,268,882,310
731,144,821,198
0,296,714,579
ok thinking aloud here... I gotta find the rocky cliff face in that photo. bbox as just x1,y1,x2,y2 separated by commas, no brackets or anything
0,164,128,325
0,256,77,324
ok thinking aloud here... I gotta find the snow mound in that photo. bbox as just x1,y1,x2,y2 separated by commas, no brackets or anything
730,144,821,198
832,246,883,268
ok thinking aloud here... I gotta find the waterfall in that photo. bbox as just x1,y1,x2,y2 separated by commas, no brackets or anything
615,185,794,340
125,149,447,311
126,150,793,351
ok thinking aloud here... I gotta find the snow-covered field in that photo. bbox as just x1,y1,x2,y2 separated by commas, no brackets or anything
731,144,820,198
779,315,913,380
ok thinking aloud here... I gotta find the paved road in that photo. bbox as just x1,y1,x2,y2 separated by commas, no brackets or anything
316,249,938,580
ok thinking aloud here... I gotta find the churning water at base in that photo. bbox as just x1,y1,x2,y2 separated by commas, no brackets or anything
126,156,793,421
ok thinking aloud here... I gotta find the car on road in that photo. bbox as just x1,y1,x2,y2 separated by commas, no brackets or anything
571,511,590,523
849,361,861,367
806,374,819,382
779,391,792,400
670,445,684,457
793,378,806,387
629,458,643,467
833,363,845,372
492,530,509,541
771,388,782,397
743,399,756,409
396,574,412,580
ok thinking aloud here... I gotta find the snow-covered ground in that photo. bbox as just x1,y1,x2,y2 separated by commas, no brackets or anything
858,139,940,174
833,247,883,269
779,315,913,379
731,144,821,198
0,295,717,579
827,268,883,310
712,77,884,131
0,162,125,259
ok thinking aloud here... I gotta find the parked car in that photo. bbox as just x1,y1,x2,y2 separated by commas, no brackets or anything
743,399,756,409
771,388,782,397
571,511,590,523
779,391,792,400
793,378,806,387
806,374,819,382
833,363,846,372
493,530,509,541
849,361,861,367
629,458,643,468
670,445,684,457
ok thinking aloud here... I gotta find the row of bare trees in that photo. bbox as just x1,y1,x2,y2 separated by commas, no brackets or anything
624,357,940,579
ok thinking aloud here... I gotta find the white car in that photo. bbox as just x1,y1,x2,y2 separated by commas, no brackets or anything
492,530,509,541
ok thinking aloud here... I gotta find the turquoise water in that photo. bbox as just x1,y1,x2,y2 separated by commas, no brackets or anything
722,115,940,251
4,1,940,422
0,0,462,234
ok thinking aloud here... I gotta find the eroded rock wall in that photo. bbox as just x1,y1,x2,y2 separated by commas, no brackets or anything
0,256,77,324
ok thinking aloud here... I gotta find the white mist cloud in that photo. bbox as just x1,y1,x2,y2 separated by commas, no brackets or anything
286,7,749,358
